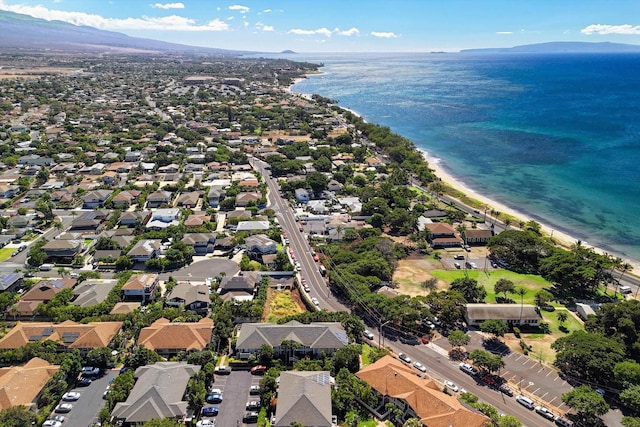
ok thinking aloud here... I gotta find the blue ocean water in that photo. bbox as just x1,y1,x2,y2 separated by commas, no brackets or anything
289,52,640,263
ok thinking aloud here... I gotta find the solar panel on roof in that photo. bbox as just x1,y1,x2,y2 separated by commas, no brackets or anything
28,335,42,341
61,331,80,343
316,372,330,385
41,327,54,336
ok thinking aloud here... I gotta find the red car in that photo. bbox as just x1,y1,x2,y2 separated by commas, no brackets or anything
250,365,267,375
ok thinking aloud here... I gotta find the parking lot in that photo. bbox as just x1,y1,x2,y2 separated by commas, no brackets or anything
201,369,263,427
49,369,117,427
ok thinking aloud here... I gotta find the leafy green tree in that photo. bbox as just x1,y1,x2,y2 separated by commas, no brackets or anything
331,344,362,375
450,277,486,303
534,289,554,308
0,405,37,427
494,278,515,299
487,230,553,274
447,330,470,348
557,311,568,325
615,361,640,387
552,330,626,384
562,385,609,424
258,344,274,366
480,319,509,338
497,414,523,427
306,171,328,195
622,416,640,427
140,419,182,427
425,290,467,329
403,419,423,427
85,347,113,370
125,346,162,369
469,349,505,373
621,385,640,415
115,255,134,270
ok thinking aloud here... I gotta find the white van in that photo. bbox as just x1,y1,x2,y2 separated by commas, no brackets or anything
620,285,632,294
39,264,53,271
516,395,534,409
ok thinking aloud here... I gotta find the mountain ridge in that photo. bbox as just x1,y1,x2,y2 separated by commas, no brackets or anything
461,41,640,54
0,10,253,56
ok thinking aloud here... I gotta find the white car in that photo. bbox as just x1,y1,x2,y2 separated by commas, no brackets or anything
413,361,427,372
55,403,73,413
363,330,374,340
535,406,556,420
196,420,216,427
62,391,81,401
398,353,411,363
42,421,63,427
311,297,320,306
444,380,459,392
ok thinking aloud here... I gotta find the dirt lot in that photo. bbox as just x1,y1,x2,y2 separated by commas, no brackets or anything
263,288,307,322
392,256,448,297
0,67,79,80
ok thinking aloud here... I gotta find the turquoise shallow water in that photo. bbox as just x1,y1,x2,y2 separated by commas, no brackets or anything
288,52,640,263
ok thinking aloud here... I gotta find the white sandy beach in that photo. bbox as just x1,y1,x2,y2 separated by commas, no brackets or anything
422,151,640,275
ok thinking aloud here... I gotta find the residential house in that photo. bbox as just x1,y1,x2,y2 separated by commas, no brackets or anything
327,179,344,193
0,273,23,293
124,151,142,162
464,303,542,327
127,240,162,263
226,209,252,222
464,229,494,245
72,279,118,307
111,190,141,208
17,278,76,314
146,208,181,229
146,190,173,208
236,321,348,360
181,233,217,255
41,239,83,260
207,186,224,208
0,320,122,355
119,211,150,227
272,371,334,427
158,164,180,174
0,184,18,198
166,283,211,313
184,163,204,173
295,188,311,203
51,189,75,207
0,358,60,411
7,215,32,230
81,190,113,209
364,157,383,168
137,318,214,357
111,362,200,425
18,154,54,166
236,191,260,207
245,234,277,259
101,171,118,185
121,273,159,303
425,223,464,248
357,356,490,427
175,191,201,208
218,275,257,302
183,213,211,228
237,220,270,232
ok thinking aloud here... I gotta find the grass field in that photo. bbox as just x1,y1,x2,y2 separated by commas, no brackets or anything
430,269,555,305
0,247,14,262
265,289,304,323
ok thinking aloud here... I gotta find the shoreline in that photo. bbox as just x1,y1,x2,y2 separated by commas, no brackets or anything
289,79,640,277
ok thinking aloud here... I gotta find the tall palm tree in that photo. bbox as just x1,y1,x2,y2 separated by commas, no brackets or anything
514,287,527,325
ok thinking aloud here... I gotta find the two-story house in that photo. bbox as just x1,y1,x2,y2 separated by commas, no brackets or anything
122,273,159,303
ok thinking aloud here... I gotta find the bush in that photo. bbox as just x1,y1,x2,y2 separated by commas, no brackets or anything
539,322,551,334
513,327,521,338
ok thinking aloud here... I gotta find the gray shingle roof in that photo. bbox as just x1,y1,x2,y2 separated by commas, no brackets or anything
273,371,333,427
236,321,348,351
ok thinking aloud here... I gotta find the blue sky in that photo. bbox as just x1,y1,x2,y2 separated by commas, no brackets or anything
2,0,640,52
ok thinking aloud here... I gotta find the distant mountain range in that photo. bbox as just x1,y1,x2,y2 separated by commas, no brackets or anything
0,10,252,55
461,41,640,54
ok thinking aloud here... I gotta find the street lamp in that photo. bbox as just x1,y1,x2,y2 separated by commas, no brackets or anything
379,320,391,348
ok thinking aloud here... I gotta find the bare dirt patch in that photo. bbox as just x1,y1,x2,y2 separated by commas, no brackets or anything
0,67,79,80
393,256,448,297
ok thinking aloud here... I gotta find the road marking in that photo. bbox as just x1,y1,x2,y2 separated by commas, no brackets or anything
522,359,531,366
502,370,510,376
537,367,545,373
553,376,559,382
541,392,548,399
515,355,524,362
532,387,540,394
548,396,557,404
546,371,552,377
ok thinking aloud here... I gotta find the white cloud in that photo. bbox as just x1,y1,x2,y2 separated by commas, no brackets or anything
256,22,274,32
581,24,640,35
371,31,398,38
0,1,228,31
336,27,359,36
496,31,513,35
263,9,272,13
228,5,250,13
152,2,185,9
288,27,332,37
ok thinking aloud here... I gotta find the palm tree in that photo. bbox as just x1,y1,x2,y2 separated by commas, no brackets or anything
514,287,527,324
557,311,568,325
504,218,512,229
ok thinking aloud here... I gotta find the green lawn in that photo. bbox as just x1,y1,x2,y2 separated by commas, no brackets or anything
0,247,14,262
361,344,374,366
431,269,554,305
539,308,583,335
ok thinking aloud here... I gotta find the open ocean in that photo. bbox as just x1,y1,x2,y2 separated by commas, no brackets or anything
287,52,640,263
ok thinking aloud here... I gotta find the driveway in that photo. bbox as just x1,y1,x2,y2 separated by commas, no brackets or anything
54,369,117,427
200,370,254,427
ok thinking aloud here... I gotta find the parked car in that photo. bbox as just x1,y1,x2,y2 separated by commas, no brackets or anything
251,365,267,375
205,393,222,404
201,406,219,416
459,363,478,376
42,421,62,427
444,380,459,392
81,366,101,377
243,412,259,423
554,416,573,427
246,400,261,410
54,403,73,413
398,353,411,363
453,254,465,260
76,377,92,386
50,415,65,423
62,391,81,401
196,420,216,427
413,361,427,372
249,385,261,395
311,297,320,306
363,330,374,340
454,262,461,269
499,384,514,396
516,395,534,409
535,406,556,420
214,366,231,375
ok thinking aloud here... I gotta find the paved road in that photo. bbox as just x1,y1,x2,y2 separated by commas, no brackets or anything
250,156,347,313
204,370,257,427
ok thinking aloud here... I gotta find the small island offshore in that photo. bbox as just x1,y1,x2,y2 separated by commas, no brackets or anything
0,13,638,427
